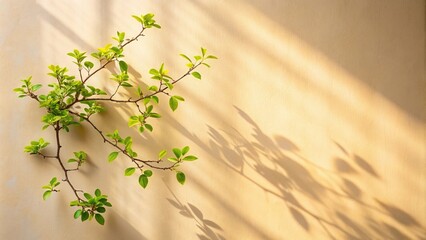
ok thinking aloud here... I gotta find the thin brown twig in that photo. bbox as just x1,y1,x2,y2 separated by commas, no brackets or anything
82,62,202,104
68,111,171,171
53,122,83,202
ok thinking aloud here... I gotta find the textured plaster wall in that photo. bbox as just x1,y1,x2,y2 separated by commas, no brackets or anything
1,0,425,239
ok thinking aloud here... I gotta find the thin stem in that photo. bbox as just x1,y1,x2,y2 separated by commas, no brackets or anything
29,93,40,102
68,111,175,170
134,101,144,115
121,28,145,49
82,60,111,84
54,122,83,202
37,152,56,159
83,62,202,104
110,83,121,100
78,68,84,82
82,27,145,85
62,27,147,111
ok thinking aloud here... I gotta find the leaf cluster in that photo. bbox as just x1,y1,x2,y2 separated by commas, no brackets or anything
91,43,124,62
13,76,42,98
70,189,112,225
42,177,60,200
132,13,161,29
167,146,198,185
67,151,87,167
24,138,49,154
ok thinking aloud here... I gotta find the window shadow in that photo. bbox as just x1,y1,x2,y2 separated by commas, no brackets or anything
239,0,426,121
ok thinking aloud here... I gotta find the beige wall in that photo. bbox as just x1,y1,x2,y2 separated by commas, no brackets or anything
1,0,425,239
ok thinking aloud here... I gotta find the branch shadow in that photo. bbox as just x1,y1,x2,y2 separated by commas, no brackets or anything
199,106,425,240
166,191,225,240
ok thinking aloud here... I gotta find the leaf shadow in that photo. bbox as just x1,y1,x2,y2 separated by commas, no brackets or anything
196,106,425,240
166,194,226,240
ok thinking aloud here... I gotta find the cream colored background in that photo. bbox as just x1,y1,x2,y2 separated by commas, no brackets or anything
1,0,425,239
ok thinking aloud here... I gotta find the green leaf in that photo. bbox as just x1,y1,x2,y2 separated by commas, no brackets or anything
84,61,94,69
183,155,198,161
179,54,192,63
67,52,76,58
108,152,119,162
124,167,136,176
149,68,159,76
74,151,87,160
151,96,159,104
144,170,153,177
113,31,125,43
121,82,133,87
158,150,167,159
143,13,155,21
148,85,158,91
43,190,52,200
136,86,143,97
165,82,174,90
143,98,151,105
81,211,89,221
88,198,96,205
152,23,161,29
49,177,57,185
95,189,101,197
144,124,153,132
132,15,143,23
119,61,128,72
146,105,153,113
201,47,207,57
139,174,149,188
97,207,106,213
84,193,93,200
31,84,42,92
13,88,25,93
123,136,132,147
167,157,178,163
174,95,185,101
172,148,182,158
128,116,140,127
176,172,186,185
182,146,190,156
149,113,161,118
169,97,178,111
95,214,105,225
74,209,82,219
191,72,201,80
159,63,165,74
207,55,218,59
